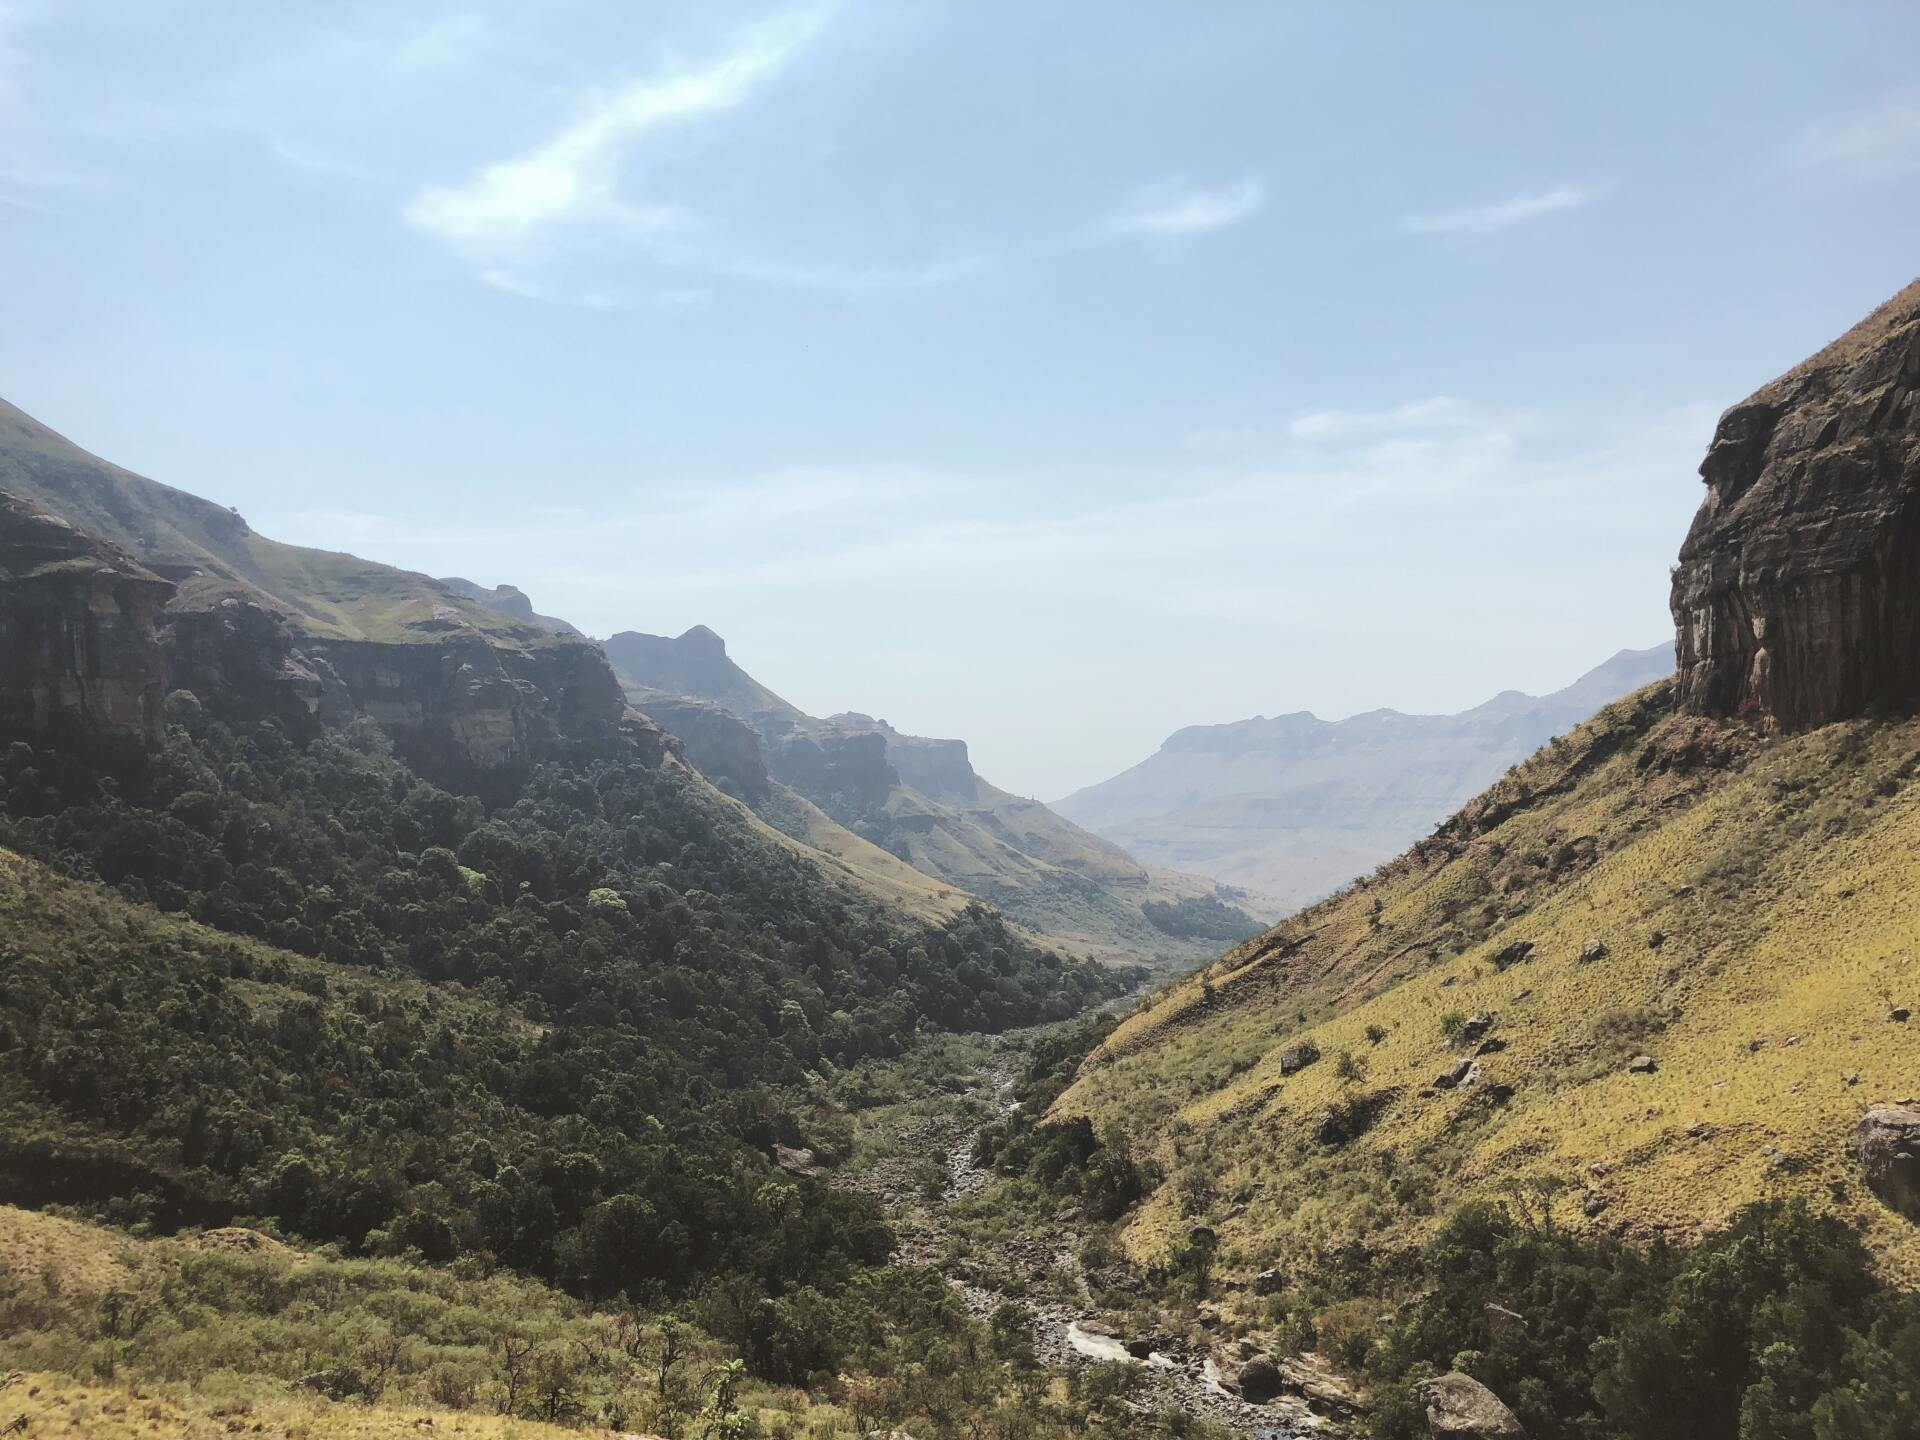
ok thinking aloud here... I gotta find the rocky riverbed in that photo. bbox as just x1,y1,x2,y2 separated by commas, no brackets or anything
838,1041,1348,1438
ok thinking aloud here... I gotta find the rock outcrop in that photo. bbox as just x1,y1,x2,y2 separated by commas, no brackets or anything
310,635,635,795
627,687,772,801
0,490,173,741
166,597,352,738
1673,279,1920,726
1856,1104,1920,1220
1419,1371,1527,1439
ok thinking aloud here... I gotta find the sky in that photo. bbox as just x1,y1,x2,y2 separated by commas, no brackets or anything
2,2,1917,799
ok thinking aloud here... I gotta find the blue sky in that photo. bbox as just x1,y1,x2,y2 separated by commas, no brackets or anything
2,2,1917,798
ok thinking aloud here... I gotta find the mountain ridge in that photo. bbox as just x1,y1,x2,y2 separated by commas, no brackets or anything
1054,643,1673,911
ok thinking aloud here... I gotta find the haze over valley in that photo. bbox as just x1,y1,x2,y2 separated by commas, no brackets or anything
2,7,1919,1439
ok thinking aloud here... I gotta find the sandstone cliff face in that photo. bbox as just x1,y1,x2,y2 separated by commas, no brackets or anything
310,636,634,795
167,598,353,739
0,491,173,741
1673,280,1920,726
625,688,771,800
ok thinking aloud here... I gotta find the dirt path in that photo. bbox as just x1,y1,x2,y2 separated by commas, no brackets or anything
840,1040,1328,1438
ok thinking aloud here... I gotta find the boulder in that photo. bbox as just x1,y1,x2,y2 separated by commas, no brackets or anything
1856,1104,1920,1220
771,1143,821,1178
1489,941,1534,971
1579,937,1609,963
1225,1355,1283,1403
1459,1015,1495,1043
1627,1055,1657,1074
1252,1267,1285,1295
1434,1060,1476,1091
1419,1371,1527,1438
1278,1041,1321,1075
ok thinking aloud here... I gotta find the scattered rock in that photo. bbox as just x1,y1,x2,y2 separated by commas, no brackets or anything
772,1143,821,1178
1275,1353,1369,1417
1647,931,1666,949
1856,1104,1920,1220
1845,1073,1861,1087
1489,940,1535,971
1474,1037,1507,1056
1892,1007,1912,1023
1278,1041,1321,1075
1225,1355,1284,1403
1434,1059,1476,1091
1420,1370,1528,1438
1582,1188,1610,1218
1579,937,1608,963
1460,1014,1495,1043
1627,1055,1658,1074
1252,1267,1285,1296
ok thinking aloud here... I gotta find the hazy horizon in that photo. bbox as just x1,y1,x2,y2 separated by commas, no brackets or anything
3,1,1916,796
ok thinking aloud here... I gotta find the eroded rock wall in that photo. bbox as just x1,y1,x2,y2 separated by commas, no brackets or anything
1672,280,1920,726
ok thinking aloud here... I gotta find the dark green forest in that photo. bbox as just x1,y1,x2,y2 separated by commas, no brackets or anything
0,702,1130,1333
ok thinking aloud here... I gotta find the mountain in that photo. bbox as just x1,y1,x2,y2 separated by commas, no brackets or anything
1053,644,1673,912
605,626,1260,967
1043,280,1920,1323
436,575,583,635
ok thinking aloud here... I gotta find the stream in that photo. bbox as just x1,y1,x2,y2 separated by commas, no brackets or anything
843,1041,1331,1438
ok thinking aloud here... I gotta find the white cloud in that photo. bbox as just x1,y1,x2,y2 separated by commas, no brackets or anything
1288,396,1470,443
1785,91,1920,180
405,7,829,250
1400,180,1611,235
1099,175,1265,239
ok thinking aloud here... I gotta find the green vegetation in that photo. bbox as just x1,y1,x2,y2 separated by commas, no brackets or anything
1140,891,1263,944
1361,1198,1920,1440
0,705,1126,1311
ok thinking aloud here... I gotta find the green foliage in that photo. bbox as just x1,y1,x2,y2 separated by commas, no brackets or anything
1364,1199,1920,1440
1141,892,1262,944
0,713,1125,1309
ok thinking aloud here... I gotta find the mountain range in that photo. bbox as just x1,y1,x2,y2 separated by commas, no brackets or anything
602,625,1256,965
1054,644,1673,911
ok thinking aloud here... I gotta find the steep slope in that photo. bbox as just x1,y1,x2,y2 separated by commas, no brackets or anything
0,397,634,794
606,626,1253,966
1053,645,1672,912
1052,282,1920,1295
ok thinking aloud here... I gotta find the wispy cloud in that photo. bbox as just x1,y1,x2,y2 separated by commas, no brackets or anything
406,8,828,251
1785,90,1920,181
1098,175,1265,239
1400,180,1611,235
1289,396,1470,443
479,266,711,312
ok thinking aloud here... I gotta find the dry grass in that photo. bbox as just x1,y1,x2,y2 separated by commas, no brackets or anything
1054,691,1920,1284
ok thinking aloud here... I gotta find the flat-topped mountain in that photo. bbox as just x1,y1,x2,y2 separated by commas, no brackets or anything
606,625,1256,965
1053,644,1672,912
0,397,634,794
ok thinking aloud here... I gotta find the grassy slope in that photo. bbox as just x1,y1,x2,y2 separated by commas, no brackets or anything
1054,683,1920,1281
0,397,555,648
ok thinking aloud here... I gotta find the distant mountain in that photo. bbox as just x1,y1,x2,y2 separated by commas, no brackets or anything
606,626,1259,966
1053,645,1673,913
437,576,582,636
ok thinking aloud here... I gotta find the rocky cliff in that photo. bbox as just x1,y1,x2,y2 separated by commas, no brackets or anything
0,491,173,742
0,397,642,792
625,686,772,801
1673,279,1920,726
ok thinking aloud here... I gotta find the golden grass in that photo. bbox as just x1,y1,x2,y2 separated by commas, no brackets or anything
1054,691,1920,1282
0,1373,641,1439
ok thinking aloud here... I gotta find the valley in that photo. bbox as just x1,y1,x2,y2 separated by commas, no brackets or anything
0,171,1916,1440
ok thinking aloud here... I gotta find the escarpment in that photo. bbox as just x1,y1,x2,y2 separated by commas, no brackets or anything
0,398,648,792
1673,279,1920,726
0,491,173,741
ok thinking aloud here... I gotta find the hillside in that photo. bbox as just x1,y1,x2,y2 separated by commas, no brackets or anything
606,625,1257,967
1054,644,1672,912
1047,280,1920,1313
0,398,548,649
